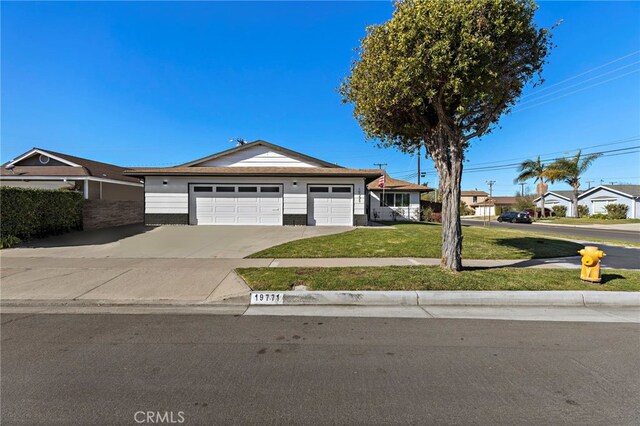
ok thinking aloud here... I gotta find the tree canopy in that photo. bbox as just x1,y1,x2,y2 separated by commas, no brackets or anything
340,0,552,154
340,0,553,270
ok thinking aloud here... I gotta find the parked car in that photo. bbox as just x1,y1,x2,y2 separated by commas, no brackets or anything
497,211,532,223
524,208,554,218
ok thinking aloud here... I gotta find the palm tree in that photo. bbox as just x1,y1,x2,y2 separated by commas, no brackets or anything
514,156,548,217
545,150,602,217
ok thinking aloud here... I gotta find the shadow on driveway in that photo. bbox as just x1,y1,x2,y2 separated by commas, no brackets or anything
16,224,156,248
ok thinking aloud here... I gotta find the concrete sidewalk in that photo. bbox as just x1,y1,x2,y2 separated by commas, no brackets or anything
0,256,588,307
532,222,640,232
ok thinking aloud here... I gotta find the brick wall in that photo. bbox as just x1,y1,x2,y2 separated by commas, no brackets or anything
83,200,144,230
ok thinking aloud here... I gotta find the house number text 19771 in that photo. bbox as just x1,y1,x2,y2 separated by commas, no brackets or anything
251,293,284,305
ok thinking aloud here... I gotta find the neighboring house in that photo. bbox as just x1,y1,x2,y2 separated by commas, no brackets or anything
534,185,640,218
1,148,143,201
471,196,518,217
578,185,640,218
125,140,401,226
461,190,489,209
533,190,575,214
367,175,430,222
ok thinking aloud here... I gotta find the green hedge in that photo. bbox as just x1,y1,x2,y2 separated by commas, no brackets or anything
0,187,83,247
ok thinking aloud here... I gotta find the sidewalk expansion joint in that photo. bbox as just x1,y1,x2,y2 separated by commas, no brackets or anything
72,269,133,300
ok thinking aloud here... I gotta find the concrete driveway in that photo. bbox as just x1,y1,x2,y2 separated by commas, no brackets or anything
0,225,353,304
1,224,353,259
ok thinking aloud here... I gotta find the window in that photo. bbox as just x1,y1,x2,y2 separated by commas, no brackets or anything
39,154,50,165
260,186,280,193
383,193,410,207
472,196,477,203
332,187,351,193
309,187,329,193
216,186,235,192
193,186,213,192
238,186,258,192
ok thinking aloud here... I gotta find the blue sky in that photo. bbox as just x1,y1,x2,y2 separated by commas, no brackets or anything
2,1,639,196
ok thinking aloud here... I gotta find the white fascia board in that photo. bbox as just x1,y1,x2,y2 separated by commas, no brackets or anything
7,149,82,168
539,191,571,201
0,175,143,187
578,185,633,200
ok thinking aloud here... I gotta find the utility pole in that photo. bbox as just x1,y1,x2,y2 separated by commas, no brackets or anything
519,182,526,196
486,180,496,198
586,180,594,189
417,146,421,185
373,163,387,170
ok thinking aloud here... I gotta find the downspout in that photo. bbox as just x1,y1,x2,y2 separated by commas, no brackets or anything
83,179,89,200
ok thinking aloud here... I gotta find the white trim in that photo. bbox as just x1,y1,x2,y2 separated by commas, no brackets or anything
578,185,635,200
7,149,82,168
0,175,143,187
83,179,89,200
534,191,572,202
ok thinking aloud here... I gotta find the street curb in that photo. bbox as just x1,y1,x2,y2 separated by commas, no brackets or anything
250,290,640,307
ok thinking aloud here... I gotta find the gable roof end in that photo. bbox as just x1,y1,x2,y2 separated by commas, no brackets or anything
178,140,343,168
578,185,640,199
1,148,141,184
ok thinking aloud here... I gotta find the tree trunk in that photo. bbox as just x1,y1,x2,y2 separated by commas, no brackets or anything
572,187,580,217
433,145,463,272
540,191,545,218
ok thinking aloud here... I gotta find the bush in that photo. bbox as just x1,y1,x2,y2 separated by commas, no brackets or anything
552,205,567,217
590,213,607,219
605,203,628,219
430,212,442,223
422,207,434,222
0,187,83,247
577,205,589,218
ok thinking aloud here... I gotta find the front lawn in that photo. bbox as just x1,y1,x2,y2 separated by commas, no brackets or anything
237,266,640,292
537,218,640,225
249,223,583,259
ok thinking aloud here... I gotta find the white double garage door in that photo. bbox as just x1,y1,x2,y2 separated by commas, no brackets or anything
190,184,353,226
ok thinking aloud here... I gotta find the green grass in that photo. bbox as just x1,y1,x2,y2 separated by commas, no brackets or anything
249,223,584,259
537,218,640,225
237,266,640,292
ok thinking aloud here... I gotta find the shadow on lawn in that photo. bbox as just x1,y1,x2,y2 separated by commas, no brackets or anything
493,237,583,259
601,273,627,284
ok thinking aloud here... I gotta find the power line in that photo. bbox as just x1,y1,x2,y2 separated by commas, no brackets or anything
512,68,640,113
516,60,640,107
458,136,639,169
521,50,640,98
419,146,640,176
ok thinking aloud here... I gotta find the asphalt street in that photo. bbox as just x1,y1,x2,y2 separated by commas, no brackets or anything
2,314,638,425
462,219,640,244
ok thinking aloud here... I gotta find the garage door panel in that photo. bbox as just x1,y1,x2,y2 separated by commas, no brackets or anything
237,206,258,213
192,185,282,225
308,186,353,226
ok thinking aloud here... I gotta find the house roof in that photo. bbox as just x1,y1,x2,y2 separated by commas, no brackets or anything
579,184,640,199
461,190,489,196
1,148,141,184
178,140,342,168
472,196,518,207
367,174,431,192
533,190,576,202
124,166,382,178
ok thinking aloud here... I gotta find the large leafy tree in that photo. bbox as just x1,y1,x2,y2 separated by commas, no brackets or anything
545,150,602,217
340,0,552,271
514,156,548,217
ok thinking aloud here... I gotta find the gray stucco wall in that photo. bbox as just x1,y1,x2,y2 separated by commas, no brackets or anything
579,188,634,217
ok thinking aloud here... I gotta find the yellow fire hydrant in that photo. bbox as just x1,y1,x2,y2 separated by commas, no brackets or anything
578,246,606,283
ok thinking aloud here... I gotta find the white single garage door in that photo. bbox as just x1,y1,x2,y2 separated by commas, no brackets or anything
592,199,615,215
191,185,282,225
308,185,353,226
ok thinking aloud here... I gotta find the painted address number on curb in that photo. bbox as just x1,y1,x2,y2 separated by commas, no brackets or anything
251,293,284,305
